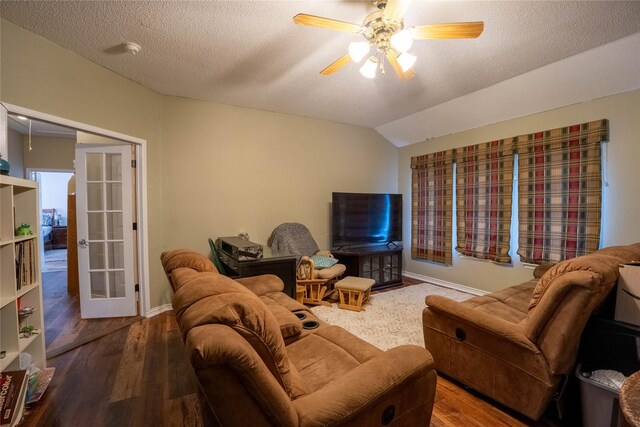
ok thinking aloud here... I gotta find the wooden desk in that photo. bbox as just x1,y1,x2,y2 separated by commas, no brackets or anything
218,247,297,298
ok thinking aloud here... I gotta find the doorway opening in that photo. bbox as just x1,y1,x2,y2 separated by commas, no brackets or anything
4,103,150,358
30,170,74,273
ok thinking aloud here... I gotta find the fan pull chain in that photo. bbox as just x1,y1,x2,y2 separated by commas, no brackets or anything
28,119,33,151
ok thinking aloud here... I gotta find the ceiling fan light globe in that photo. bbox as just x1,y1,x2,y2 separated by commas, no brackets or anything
360,57,378,79
391,29,413,53
397,52,416,72
348,41,370,63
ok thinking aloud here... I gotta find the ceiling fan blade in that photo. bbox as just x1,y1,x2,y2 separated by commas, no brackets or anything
383,0,413,23
413,22,484,39
293,14,362,33
385,51,416,80
320,53,352,76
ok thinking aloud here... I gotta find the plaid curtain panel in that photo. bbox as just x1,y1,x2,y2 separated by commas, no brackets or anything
411,150,455,265
517,119,608,264
455,140,515,263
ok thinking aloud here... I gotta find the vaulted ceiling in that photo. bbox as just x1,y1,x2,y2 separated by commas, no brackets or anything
2,1,640,146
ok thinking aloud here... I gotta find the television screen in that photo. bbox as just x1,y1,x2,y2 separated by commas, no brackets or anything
332,192,402,248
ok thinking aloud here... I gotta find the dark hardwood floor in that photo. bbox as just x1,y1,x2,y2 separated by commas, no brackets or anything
22,277,570,426
42,270,143,358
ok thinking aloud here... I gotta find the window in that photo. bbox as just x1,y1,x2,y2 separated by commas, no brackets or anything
455,139,514,263
516,120,608,263
411,150,455,265
411,119,608,265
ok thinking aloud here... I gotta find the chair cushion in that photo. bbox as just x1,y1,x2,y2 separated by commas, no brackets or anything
335,276,375,292
310,255,339,269
316,263,346,279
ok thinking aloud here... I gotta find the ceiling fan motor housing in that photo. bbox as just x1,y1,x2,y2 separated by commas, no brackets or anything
363,10,403,53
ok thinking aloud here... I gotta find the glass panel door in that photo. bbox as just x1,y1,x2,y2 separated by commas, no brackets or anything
76,143,135,318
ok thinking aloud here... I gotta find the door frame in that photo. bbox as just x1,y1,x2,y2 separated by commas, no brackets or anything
3,102,152,317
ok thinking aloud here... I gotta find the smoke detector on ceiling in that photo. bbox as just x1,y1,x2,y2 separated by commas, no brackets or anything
123,42,141,55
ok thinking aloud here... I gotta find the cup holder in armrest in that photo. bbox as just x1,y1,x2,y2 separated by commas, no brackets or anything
302,320,319,330
294,311,307,320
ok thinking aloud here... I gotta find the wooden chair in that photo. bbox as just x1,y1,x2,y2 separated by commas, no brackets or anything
268,223,346,306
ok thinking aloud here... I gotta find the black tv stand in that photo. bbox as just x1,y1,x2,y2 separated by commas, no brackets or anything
332,245,403,290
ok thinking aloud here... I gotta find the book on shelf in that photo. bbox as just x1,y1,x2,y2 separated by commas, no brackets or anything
14,240,36,291
0,370,28,427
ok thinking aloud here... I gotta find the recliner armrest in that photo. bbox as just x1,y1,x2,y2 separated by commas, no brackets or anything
236,274,285,296
425,295,537,352
292,345,436,426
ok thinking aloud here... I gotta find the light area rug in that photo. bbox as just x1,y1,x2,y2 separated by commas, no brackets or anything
43,249,67,272
310,283,472,351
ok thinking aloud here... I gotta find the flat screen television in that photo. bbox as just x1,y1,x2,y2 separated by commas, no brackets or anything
331,192,402,248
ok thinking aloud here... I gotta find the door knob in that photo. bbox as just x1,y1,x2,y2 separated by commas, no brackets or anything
78,239,89,247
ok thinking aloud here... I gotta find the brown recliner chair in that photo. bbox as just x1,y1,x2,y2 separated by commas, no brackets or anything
422,243,640,420
162,249,437,426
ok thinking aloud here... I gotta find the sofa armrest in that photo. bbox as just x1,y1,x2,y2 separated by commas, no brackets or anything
236,274,285,296
292,345,436,426
425,295,537,352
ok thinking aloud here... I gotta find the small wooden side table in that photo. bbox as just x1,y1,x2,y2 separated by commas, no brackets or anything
621,370,640,427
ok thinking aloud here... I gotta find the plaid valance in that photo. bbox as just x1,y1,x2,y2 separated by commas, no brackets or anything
411,149,456,169
455,139,515,263
411,150,454,265
516,119,608,264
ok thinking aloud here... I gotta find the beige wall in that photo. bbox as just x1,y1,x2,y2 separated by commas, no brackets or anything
22,135,75,171
161,97,398,254
1,19,165,307
1,19,398,308
7,128,24,178
399,89,640,293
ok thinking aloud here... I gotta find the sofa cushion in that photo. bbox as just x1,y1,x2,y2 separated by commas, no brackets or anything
172,272,301,398
529,249,638,310
161,248,218,283
462,280,535,324
533,263,554,279
260,291,308,313
259,296,303,339
286,324,383,393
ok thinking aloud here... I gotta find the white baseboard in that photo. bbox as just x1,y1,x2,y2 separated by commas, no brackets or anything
402,271,488,296
145,303,173,318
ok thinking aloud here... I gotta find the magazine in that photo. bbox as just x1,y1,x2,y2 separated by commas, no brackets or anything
25,368,55,405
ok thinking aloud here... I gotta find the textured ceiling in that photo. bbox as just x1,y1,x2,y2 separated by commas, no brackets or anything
2,1,640,141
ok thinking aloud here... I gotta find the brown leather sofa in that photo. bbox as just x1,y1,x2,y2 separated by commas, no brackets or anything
161,249,437,426
422,243,640,420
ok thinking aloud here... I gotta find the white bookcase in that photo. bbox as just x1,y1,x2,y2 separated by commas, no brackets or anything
0,175,46,372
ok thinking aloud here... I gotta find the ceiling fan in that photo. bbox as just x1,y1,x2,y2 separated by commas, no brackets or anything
293,0,484,80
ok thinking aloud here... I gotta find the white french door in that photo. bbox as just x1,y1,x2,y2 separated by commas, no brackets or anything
75,143,136,318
